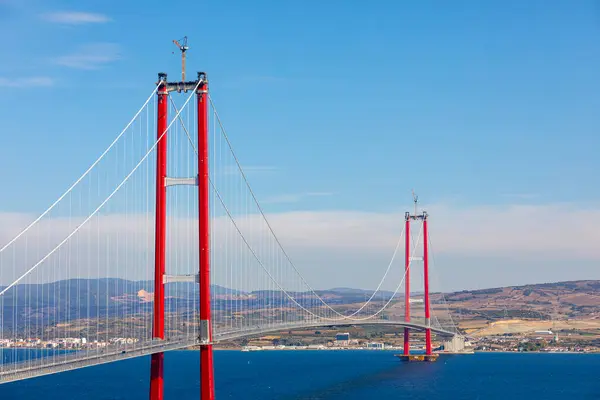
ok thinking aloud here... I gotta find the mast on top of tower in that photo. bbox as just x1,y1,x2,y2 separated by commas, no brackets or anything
412,189,418,216
172,36,189,82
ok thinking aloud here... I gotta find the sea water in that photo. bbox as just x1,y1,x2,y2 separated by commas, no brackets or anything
1,350,599,399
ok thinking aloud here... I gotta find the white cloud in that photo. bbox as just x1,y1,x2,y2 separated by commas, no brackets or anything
249,203,600,258
0,202,598,291
0,77,54,87
42,11,111,25
428,203,599,257
54,43,120,70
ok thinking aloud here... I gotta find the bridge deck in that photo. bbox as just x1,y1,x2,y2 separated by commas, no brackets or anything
0,321,456,384
214,320,456,342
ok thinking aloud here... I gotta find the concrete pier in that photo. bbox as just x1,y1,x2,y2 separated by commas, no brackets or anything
395,354,440,362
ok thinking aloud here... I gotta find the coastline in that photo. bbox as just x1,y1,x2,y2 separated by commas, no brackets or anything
178,347,598,354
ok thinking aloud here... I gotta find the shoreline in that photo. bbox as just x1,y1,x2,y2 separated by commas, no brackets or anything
183,347,598,354
2,346,596,355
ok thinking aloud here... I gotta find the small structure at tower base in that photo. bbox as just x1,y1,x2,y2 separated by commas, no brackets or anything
441,336,466,352
395,353,439,362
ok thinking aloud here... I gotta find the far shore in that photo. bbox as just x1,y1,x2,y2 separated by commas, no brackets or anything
180,347,598,354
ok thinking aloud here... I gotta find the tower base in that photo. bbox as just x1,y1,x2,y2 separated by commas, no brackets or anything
395,354,439,362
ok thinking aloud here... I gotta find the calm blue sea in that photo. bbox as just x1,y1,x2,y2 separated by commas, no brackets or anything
1,350,599,399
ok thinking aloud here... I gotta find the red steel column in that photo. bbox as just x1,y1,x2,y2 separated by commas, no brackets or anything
403,213,410,356
197,73,215,400
423,215,432,355
150,73,168,400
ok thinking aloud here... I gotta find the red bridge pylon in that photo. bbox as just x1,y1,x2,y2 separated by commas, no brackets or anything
149,71,214,400
403,193,433,358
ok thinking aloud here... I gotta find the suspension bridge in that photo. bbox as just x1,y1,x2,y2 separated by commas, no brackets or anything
0,70,461,399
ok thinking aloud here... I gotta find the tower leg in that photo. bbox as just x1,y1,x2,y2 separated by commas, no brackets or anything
150,74,168,400
403,215,410,356
149,353,164,399
197,73,215,400
423,216,432,355
201,346,215,398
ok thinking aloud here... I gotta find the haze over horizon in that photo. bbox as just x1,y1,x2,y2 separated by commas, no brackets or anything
0,1,599,292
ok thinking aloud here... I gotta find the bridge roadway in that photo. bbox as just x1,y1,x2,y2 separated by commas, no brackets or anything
0,320,456,384
214,320,456,342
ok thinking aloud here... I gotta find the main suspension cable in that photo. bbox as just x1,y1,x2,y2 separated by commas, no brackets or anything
207,96,408,318
0,82,200,297
0,85,160,254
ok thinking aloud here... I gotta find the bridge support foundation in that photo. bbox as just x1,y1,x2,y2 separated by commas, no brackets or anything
395,353,439,362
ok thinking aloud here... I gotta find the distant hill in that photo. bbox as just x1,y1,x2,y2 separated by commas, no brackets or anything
324,287,399,298
0,278,241,303
1,278,598,331
327,287,368,295
437,279,600,321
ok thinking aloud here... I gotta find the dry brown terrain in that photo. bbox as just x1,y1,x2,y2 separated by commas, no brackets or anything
343,280,600,337
214,281,600,349
429,280,600,337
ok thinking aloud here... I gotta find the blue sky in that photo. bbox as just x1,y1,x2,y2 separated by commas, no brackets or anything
0,0,599,290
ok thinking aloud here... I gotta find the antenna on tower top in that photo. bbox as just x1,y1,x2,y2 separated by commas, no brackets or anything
172,36,189,82
412,189,418,216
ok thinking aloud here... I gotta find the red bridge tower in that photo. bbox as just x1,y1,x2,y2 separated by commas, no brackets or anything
399,193,438,362
150,70,215,399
